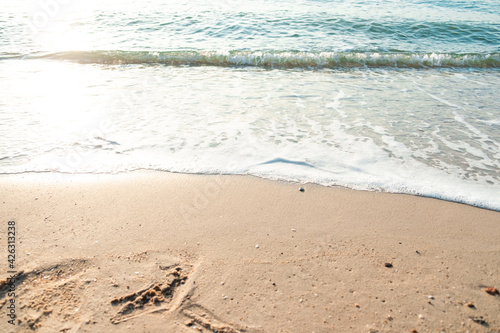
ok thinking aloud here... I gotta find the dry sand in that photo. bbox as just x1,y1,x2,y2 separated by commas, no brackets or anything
0,171,499,332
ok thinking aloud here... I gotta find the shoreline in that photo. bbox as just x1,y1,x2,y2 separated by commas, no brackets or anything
1,171,499,332
1,169,498,213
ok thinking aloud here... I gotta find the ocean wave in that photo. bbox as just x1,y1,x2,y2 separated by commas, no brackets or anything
23,50,500,69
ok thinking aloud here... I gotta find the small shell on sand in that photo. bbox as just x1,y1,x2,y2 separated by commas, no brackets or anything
299,187,305,192
485,287,499,295
255,244,259,248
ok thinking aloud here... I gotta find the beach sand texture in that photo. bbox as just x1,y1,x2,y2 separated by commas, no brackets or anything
0,171,499,332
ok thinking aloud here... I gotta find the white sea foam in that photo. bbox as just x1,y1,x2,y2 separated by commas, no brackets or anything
1,47,499,211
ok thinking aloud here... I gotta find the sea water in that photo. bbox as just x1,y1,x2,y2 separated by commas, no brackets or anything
1,0,499,210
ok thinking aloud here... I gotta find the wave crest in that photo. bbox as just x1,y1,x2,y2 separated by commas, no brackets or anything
14,50,500,69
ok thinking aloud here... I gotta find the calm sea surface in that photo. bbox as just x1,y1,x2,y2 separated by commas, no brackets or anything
1,0,499,209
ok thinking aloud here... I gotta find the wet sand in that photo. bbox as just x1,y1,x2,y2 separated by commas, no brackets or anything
1,171,499,332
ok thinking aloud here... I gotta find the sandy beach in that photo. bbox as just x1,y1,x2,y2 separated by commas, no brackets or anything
0,171,499,332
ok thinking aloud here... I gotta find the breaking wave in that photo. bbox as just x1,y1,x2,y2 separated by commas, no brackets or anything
11,50,500,69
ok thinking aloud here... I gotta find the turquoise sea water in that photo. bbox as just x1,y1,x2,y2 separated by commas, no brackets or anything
1,0,499,209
